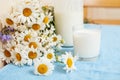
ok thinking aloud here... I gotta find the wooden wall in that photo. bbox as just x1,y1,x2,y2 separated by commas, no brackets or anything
84,0,120,25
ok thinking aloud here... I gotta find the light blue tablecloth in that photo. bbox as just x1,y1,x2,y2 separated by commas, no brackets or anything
0,24,120,80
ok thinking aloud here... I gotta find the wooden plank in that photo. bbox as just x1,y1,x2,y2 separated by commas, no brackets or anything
84,0,120,7
84,7,88,19
83,0,120,25
87,19,120,25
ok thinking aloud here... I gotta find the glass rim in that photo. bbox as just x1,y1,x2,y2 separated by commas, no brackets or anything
73,27,101,32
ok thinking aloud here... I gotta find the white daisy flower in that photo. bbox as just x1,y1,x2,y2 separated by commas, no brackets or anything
1,14,15,27
0,48,13,63
11,47,27,66
19,30,38,42
15,33,39,49
13,3,39,24
14,24,27,32
41,12,53,27
44,49,56,62
26,46,42,65
22,0,40,9
28,37,41,49
34,58,54,75
29,18,45,31
31,23,41,31
50,34,62,46
12,32,24,44
3,40,17,51
61,52,77,73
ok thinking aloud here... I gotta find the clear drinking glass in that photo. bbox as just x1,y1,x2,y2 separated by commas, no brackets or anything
73,26,101,61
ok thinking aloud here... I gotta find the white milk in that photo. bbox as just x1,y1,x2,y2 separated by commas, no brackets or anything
73,29,101,59
54,0,83,46
55,12,83,46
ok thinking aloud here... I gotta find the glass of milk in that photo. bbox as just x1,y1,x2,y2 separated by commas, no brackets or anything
73,26,101,61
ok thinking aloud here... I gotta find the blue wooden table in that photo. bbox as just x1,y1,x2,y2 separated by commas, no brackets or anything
0,24,120,80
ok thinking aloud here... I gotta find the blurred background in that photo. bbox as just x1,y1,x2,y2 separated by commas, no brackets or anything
84,0,120,25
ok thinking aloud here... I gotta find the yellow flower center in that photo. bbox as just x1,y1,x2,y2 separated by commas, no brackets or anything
43,17,49,24
23,8,32,17
47,53,53,59
28,51,37,59
37,64,48,74
10,46,15,51
24,34,31,42
16,53,21,61
4,50,11,57
44,5,49,8
32,24,40,31
25,1,31,4
29,42,38,49
67,58,73,68
6,18,14,25
52,37,57,42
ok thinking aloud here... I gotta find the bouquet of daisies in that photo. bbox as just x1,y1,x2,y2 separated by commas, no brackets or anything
0,0,77,75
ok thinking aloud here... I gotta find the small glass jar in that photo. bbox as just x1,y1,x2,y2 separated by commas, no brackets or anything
73,25,101,61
